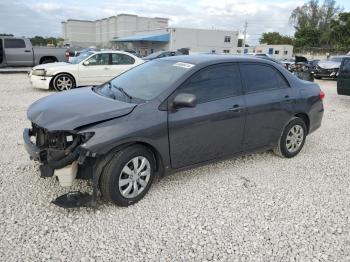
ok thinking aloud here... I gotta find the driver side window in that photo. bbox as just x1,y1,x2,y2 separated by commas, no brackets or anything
177,63,242,104
86,53,109,66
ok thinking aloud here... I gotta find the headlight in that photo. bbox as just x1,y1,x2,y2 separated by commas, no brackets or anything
32,69,47,76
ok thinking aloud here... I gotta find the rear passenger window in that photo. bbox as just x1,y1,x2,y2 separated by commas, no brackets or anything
241,64,289,93
111,53,135,65
179,64,242,104
4,39,26,48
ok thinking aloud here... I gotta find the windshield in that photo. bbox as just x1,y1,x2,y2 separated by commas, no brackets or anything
70,52,94,64
95,60,194,101
329,56,344,62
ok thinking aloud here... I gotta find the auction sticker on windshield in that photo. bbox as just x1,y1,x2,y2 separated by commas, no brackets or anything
173,62,195,69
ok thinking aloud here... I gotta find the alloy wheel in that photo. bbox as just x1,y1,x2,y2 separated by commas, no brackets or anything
56,76,73,91
118,156,151,199
286,124,304,153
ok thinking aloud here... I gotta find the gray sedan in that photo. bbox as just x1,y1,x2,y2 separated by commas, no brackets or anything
23,55,324,207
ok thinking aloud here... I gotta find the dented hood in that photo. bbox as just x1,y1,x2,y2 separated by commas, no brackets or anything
317,60,341,69
27,87,136,131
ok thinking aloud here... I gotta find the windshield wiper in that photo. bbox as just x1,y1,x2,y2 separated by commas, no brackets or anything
112,84,133,100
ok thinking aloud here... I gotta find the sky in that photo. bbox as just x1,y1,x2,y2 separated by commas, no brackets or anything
0,0,349,45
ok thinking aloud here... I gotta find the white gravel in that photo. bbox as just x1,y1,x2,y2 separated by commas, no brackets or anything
0,74,349,261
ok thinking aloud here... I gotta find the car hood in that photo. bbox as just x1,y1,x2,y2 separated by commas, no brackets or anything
33,62,70,70
27,87,136,131
317,60,341,69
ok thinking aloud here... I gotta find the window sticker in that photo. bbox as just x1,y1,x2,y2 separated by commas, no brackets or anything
173,62,195,69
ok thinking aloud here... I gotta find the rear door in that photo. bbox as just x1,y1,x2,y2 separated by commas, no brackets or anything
168,63,246,168
110,53,136,78
4,38,33,66
78,53,111,85
240,63,294,150
337,58,350,95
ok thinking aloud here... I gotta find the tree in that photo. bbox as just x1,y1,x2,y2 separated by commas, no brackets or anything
330,12,350,51
290,0,342,47
0,33,14,36
259,32,294,45
294,27,321,47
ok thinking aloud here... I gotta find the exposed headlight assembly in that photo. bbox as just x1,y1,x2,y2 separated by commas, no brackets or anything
32,69,47,76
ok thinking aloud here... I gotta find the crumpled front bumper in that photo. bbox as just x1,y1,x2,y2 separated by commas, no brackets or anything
23,128,42,161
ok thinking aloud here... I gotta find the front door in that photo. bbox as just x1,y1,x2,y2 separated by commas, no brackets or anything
78,53,111,86
168,63,246,168
240,63,294,150
4,38,33,67
337,58,350,95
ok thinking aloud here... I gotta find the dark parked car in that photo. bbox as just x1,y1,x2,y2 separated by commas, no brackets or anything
23,55,324,207
337,56,350,96
143,51,182,60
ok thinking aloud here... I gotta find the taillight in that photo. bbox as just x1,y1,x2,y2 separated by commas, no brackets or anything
319,91,325,100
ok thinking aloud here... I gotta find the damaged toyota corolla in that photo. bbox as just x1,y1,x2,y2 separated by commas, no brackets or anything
23,55,324,208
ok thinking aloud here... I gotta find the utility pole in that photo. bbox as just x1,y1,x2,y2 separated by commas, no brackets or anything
243,20,248,50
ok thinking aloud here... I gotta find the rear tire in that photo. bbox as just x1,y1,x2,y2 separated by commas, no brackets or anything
274,117,307,158
53,74,75,91
100,145,155,206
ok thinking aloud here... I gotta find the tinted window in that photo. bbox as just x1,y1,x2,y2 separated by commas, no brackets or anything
340,59,350,73
111,53,135,65
4,39,26,48
85,53,109,66
178,64,241,104
241,64,288,93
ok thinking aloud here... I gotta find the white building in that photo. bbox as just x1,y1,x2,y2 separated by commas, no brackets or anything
62,14,169,48
113,27,240,56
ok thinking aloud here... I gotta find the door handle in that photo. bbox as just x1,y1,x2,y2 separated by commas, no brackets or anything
24,50,31,53
229,104,241,112
104,67,109,70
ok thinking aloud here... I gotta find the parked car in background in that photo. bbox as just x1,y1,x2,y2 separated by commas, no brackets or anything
314,55,349,79
29,51,144,91
23,55,324,207
337,56,350,96
0,36,67,67
65,47,100,62
143,51,183,61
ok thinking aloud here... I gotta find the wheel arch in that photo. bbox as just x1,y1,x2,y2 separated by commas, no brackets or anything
103,141,165,176
39,56,58,64
294,112,310,134
50,72,77,89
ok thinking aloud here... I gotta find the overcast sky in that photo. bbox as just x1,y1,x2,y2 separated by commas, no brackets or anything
0,0,349,45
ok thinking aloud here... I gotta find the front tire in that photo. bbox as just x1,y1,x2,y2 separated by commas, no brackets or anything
100,145,155,206
274,117,307,158
53,74,75,91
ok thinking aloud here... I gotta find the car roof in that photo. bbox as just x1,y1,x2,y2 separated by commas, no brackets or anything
161,54,275,66
93,50,136,56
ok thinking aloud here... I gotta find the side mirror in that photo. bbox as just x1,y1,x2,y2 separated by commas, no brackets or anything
83,61,89,66
172,93,197,109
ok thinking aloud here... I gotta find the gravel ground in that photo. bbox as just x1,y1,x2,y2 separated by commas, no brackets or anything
0,74,349,261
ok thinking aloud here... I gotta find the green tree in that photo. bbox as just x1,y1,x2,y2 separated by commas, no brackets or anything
259,32,294,45
294,26,321,47
330,12,350,51
30,36,47,46
290,0,342,47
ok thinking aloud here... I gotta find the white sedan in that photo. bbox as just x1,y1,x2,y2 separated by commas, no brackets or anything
29,51,144,91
